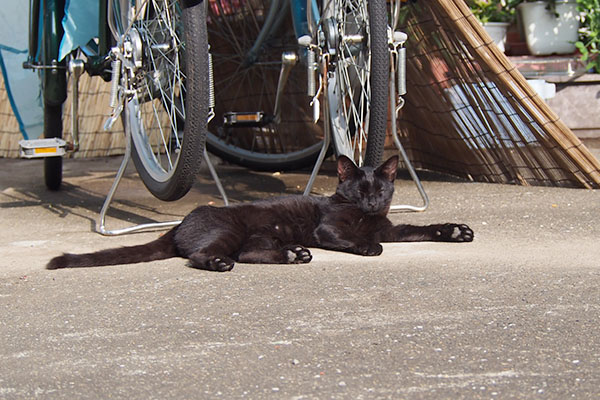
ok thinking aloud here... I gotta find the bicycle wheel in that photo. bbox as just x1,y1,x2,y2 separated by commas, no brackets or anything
111,0,208,201
322,0,389,167
206,0,325,171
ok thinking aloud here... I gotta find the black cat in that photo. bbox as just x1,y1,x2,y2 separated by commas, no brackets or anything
47,156,473,271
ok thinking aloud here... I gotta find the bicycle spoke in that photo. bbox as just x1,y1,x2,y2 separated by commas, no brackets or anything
120,0,187,177
324,0,372,164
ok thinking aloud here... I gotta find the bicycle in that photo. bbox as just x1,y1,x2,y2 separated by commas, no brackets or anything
24,0,209,202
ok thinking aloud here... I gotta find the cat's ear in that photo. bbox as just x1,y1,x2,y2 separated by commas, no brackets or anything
337,155,358,182
376,156,399,182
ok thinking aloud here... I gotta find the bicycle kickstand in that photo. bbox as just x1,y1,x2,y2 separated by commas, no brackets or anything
389,31,429,213
97,128,228,236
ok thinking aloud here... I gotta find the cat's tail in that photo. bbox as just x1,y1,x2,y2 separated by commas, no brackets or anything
46,228,179,269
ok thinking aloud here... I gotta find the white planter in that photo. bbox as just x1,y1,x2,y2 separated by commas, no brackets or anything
483,22,510,53
518,1,580,56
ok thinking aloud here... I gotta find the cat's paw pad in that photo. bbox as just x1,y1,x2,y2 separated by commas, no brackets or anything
436,224,474,242
208,256,235,272
358,243,383,256
284,245,312,264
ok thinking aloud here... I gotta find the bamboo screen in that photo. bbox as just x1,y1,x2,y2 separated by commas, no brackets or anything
395,0,600,188
61,75,127,157
0,72,21,158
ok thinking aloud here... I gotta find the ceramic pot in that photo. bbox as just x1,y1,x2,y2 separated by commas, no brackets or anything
483,21,510,52
518,0,579,55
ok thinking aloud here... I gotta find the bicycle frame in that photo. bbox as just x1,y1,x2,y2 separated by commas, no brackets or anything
27,0,67,106
290,0,313,38
243,0,316,67
26,0,115,98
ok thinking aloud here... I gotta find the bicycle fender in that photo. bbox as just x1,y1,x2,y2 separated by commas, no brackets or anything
42,0,67,106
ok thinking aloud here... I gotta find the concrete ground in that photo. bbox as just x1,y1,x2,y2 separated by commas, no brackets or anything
1,154,599,399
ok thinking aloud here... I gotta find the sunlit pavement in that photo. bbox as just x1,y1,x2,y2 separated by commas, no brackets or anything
1,155,599,398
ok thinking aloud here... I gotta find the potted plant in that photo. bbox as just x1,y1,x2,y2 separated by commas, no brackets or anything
468,0,516,52
575,0,600,72
516,0,580,55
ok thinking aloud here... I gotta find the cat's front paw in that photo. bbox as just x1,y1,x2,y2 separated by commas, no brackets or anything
188,253,235,272
357,242,383,256
436,223,474,242
207,256,235,272
284,245,313,264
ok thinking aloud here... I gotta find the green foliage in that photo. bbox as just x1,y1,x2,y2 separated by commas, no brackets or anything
467,0,516,23
576,0,600,72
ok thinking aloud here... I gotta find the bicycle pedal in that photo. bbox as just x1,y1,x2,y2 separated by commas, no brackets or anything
223,111,268,127
19,138,67,158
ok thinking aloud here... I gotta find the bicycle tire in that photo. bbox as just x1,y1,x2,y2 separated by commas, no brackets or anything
43,103,63,191
116,0,208,201
206,0,325,171
364,0,389,167
324,0,389,167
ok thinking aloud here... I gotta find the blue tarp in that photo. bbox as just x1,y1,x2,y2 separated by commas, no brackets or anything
59,0,99,61
0,2,43,139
